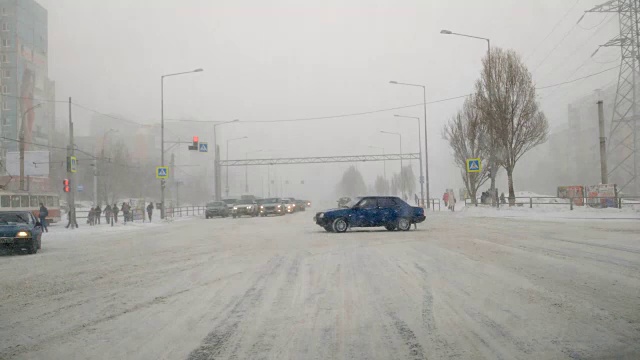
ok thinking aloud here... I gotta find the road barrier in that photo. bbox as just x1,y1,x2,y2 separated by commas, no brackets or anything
72,206,206,224
464,196,640,210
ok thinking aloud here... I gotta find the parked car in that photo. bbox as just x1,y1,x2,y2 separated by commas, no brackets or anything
205,201,229,218
294,199,307,211
281,198,297,213
0,211,44,254
259,198,287,216
232,200,258,218
314,196,425,233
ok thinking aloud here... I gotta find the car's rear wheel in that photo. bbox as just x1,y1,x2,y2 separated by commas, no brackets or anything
397,218,411,231
332,218,348,233
385,224,396,231
324,225,333,232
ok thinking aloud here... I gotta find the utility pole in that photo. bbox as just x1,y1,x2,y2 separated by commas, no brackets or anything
68,97,77,228
170,152,175,208
598,100,608,184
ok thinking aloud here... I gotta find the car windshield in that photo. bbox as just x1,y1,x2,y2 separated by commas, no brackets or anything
236,201,255,205
0,213,29,224
222,199,237,205
207,202,224,207
262,198,280,203
346,197,362,208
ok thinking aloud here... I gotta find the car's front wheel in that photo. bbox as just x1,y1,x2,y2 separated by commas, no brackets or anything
397,217,411,231
323,225,333,232
332,218,348,233
27,239,38,254
385,224,396,231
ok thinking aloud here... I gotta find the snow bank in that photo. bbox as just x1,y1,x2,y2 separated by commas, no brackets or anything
460,203,640,221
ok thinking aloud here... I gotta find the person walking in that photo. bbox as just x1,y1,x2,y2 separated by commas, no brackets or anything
95,205,102,225
121,202,130,224
112,204,119,224
147,202,154,222
443,191,449,208
65,207,79,229
104,204,112,226
38,202,49,233
449,193,457,212
88,207,95,226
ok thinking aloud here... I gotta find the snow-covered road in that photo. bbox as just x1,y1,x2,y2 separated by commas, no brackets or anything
1,211,639,359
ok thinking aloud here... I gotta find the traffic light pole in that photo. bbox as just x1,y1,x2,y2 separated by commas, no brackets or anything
67,97,77,228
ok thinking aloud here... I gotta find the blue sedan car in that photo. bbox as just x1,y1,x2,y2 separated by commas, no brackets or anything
314,196,426,232
0,211,44,254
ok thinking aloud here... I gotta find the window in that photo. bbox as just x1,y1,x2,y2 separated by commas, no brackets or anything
2,23,8,31
1,54,7,63
11,195,20,208
37,196,45,206
3,69,10,77
1,195,9,207
30,196,38,207
20,195,28,207
357,198,377,209
2,38,9,47
46,196,54,207
3,101,9,110
2,85,8,94
378,198,398,208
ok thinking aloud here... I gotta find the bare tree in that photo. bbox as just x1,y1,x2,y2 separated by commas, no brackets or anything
475,48,549,204
443,95,490,204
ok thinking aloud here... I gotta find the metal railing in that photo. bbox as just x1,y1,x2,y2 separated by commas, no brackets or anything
464,196,640,210
72,206,206,224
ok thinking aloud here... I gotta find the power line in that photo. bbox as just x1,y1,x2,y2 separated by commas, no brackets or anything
536,65,619,90
524,0,582,62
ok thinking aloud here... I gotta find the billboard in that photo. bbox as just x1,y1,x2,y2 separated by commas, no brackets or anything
5,151,50,176
585,184,617,208
557,185,584,206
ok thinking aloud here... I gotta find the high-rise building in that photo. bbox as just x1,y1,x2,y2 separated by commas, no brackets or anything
0,0,54,161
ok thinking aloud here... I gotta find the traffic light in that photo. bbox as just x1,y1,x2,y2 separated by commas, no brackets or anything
63,179,70,193
188,136,199,151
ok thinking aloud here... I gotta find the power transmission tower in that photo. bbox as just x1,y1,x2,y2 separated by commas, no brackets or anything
586,0,640,194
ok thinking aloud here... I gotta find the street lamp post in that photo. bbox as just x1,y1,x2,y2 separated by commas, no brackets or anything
380,130,403,196
19,103,42,191
389,80,430,207
95,129,117,205
160,68,203,219
395,114,424,207
440,29,495,205
226,136,248,197
245,149,263,193
368,145,386,182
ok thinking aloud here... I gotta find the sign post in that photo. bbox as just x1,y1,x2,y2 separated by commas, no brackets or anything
156,166,169,179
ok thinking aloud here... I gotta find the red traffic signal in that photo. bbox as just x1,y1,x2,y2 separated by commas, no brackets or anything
63,179,70,193
189,135,199,150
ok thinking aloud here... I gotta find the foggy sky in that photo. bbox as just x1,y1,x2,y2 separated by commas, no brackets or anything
38,0,619,201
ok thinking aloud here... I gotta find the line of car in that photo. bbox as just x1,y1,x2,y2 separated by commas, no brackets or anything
205,197,311,219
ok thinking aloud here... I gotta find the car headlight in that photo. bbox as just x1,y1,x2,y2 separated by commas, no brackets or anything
277,205,281,208
17,231,29,237
318,213,324,218
246,206,251,210
292,204,296,207
233,207,238,210
260,205,264,209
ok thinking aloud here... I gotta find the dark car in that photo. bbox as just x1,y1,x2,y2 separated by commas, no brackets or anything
314,196,425,233
205,201,229,218
232,200,258,218
294,199,307,212
0,211,44,254
259,198,286,216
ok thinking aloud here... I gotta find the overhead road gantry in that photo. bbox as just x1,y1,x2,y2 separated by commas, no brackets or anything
218,153,420,166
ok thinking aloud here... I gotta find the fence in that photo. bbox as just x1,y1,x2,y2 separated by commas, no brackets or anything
72,206,206,224
464,196,640,210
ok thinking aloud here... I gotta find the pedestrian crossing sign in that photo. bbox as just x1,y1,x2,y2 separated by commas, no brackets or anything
199,142,208,152
466,158,481,173
156,166,169,179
